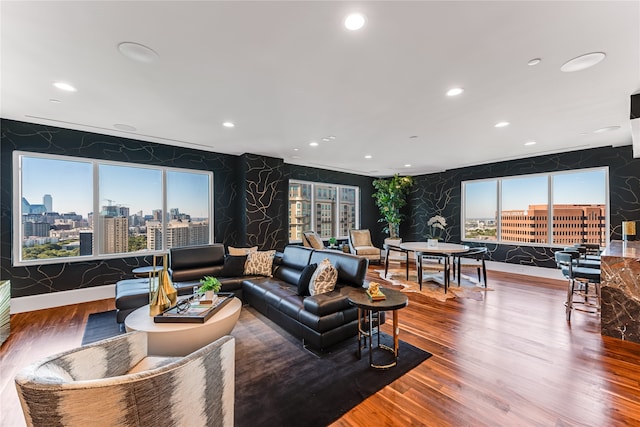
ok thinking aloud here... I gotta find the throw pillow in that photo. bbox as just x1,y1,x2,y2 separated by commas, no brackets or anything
309,258,338,296
228,246,258,256
244,250,276,277
221,255,247,277
297,263,318,296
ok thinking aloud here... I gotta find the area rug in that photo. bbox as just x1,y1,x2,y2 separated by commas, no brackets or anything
82,306,431,426
374,267,492,302
82,310,124,345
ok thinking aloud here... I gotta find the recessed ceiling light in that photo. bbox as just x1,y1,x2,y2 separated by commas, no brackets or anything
527,58,542,66
364,155,372,159
446,87,464,97
560,52,606,72
291,155,301,160
117,42,159,63
309,141,319,147
293,148,299,152
409,135,418,139
53,82,77,92
222,121,235,128
322,137,331,142
49,99,61,103
593,125,620,133
344,13,366,30
404,164,412,168
494,121,510,128
113,123,137,132
524,141,537,146
328,136,336,140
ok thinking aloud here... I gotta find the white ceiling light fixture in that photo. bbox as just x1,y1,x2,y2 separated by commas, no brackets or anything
446,87,464,97
322,137,331,142
293,148,299,152
49,99,61,103
53,82,77,92
222,121,235,128
404,164,412,168
593,125,620,133
328,136,336,140
527,58,542,66
494,121,510,128
364,155,372,159
344,13,366,31
117,42,159,63
524,141,537,146
560,52,606,72
309,141,319,147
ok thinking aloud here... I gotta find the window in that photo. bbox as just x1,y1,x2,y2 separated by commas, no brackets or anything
462,167,608,246
288,180,359,242
14,152,213,265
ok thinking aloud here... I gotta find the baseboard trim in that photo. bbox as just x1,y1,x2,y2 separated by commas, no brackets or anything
485,261,565,281
10,284,115,314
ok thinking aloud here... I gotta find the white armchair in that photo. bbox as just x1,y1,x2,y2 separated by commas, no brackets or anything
15,331,235,427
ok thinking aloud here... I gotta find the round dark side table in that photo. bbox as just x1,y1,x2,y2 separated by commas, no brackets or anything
348,287,408,369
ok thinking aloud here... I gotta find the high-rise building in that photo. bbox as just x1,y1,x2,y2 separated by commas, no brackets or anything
102,216,129,254
23,221,50,238
79,232,93,256
288,184,311,240
146,220,209,249
43,194,52,212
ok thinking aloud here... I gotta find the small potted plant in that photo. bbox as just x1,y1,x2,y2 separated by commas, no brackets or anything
328,237,338,248
199,276,222,302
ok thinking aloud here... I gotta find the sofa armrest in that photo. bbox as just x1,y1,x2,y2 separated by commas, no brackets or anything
303,290,352,316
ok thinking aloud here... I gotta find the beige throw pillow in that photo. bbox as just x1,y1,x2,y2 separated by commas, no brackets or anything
228,246,258,256
244,250,276,277
309,258,338,296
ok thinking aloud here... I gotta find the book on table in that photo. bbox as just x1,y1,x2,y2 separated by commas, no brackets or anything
154,292,234,323
366,289,386,301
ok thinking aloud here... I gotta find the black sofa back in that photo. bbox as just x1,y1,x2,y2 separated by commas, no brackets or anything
310,250,368,287
169,244,225,282
273,245,314,284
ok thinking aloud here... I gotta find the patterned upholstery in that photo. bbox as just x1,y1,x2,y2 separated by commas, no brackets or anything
15,332,235,427
302,231,325,249
348,229,381,263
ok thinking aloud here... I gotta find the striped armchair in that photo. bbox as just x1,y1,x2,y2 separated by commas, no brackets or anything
15,331,235,427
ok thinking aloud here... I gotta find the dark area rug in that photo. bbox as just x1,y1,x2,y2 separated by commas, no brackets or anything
82,310,124,345
82,306,431,426
233,308,431,427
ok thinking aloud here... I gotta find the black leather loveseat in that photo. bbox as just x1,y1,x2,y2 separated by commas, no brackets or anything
115,243,374,350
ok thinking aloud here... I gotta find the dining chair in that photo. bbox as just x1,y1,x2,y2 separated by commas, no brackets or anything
453,247,488,287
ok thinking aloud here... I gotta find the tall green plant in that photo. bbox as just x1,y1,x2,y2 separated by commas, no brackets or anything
372,174,413,239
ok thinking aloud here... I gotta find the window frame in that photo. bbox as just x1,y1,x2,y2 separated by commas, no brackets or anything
288,179,360,243
13,151,214,266
461,167,609,247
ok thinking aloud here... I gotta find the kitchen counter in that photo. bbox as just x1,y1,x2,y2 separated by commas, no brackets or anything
600,240,640,342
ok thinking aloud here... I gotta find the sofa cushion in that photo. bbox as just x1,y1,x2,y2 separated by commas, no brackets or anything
309,259,338,296
169,244,225,282
228,246,258,256
310,250,368,287
221,255,247,277
297,263,317,296
244,250,276,276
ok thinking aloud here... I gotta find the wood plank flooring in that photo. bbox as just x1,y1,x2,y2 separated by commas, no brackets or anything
2,266,640,426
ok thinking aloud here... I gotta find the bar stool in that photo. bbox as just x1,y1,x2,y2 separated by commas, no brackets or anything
555,250,601,322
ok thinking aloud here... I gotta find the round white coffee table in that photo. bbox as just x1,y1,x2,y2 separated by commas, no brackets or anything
125,297,242,356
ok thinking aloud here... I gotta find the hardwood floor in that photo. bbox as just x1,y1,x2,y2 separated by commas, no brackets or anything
2,267,640,426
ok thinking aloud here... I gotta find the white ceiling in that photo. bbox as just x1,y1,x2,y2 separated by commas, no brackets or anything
2,1,639,177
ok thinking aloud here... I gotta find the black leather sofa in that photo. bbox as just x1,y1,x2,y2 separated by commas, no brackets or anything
115,243,374,350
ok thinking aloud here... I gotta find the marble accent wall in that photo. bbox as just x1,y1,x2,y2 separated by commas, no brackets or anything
405,145,640,268
601,240,640,343
1,119,240,297
240,154,287,251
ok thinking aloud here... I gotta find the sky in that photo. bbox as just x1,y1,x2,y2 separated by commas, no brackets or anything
21,156,212,218
464,169,607,218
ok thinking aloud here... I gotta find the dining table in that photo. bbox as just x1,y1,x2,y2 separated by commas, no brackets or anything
399,242,470,292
